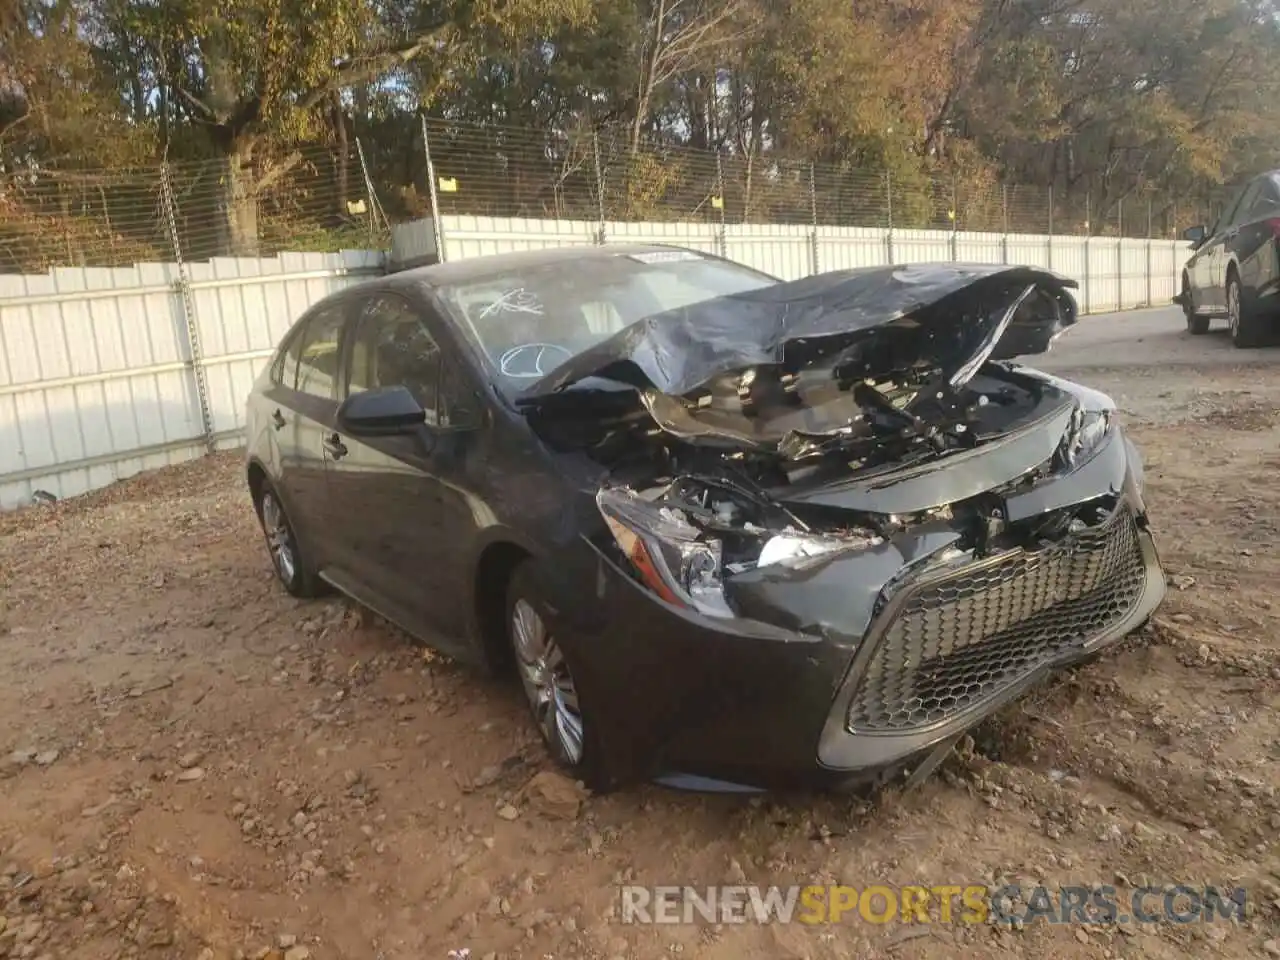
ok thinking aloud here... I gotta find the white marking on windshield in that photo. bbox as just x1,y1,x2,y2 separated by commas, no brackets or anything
477,287,545,318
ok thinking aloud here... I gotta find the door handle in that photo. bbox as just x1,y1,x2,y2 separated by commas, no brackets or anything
271,409,286,431
323,433,348,460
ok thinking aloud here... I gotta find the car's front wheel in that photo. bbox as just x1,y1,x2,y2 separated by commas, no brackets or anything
256,484,323,598
505,560,605,788
1183,276,1209,335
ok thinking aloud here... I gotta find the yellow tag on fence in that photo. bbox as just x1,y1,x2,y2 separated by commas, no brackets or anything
438,177,458,193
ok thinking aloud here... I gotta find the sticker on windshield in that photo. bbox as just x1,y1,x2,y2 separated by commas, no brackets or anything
478,287,545,319
625,250,705,264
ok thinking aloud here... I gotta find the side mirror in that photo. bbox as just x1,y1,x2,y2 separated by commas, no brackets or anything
338,385,426,436
1183,225,1207,246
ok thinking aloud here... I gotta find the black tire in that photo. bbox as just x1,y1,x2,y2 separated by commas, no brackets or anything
255,483,324,598
1227,273,1265,348
505,560,608,790
1183,276,1209,335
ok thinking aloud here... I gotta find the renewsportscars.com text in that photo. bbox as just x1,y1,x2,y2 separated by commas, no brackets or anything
619,883,1247,926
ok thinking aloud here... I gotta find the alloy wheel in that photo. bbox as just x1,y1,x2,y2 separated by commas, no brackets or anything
260,492,297,585
511,598,585,765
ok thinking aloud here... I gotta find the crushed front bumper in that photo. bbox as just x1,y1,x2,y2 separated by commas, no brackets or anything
561,427,1165,792
816,499,1164,774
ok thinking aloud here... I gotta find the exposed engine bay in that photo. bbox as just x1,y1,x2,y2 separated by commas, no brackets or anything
520,263,1117,624
522,273,1131,627
581,363,1111,616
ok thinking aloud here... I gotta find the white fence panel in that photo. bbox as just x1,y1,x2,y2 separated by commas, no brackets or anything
605,221,721,254
953,233,1006,265
727,225,812,280
1120,240,1151,310
1047,238,1087,307
440,215,597,260
816,227,892,271
0,251,381,509
0,263,200,509
1007,235,1052,269
892,230,955,265
1086,240,1121,313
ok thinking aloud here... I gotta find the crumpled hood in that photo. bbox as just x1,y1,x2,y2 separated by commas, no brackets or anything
524,262,1078,399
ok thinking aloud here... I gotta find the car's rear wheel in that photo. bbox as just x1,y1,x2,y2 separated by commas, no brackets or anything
1227,273,1265,348
505,560,605,788
257,485,323,598
1183,276,1209,335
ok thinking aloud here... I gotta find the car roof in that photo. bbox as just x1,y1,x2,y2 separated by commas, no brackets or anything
382,242,706,289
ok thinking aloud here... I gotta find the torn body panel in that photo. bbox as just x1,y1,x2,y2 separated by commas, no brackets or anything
524,265,1081,498
525,263,1078,401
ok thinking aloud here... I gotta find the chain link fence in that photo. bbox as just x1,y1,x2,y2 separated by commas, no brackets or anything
0,144,388,273
1,118,1232,274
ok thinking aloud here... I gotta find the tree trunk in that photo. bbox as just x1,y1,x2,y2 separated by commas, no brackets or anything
219,144,260,257
631,0,667,156
333,91,350,224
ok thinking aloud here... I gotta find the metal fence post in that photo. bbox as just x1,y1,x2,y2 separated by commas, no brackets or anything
1152,199,1162,308
592,130,607,245
715,152,727,258
1001,184,1009,264
1083,191,1092,314
808,163,819,275
421,115,448,261
1047,184,1054,270
949,176,958,261
885,170,895,264
159,161,216,454
1117,197,1125,309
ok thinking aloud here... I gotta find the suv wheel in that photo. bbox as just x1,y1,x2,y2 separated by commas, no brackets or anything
1183,276,1209,335
1228,274,1265,348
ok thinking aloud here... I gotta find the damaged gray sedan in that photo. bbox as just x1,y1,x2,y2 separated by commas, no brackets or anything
244,243,1165,793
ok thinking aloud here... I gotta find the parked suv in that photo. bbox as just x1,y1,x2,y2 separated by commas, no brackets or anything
1176,170,1280,347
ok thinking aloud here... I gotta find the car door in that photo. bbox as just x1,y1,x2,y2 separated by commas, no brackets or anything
1219,178,1265,288
1198,184,1251,311
324,291,481,654
269,302,347,565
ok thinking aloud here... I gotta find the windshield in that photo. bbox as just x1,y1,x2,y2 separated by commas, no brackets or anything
433,250,777,394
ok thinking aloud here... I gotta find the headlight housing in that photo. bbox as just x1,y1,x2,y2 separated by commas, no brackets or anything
596,487,734,617
597,487,884,618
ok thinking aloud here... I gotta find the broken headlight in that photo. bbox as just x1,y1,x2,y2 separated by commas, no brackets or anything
596,488,734,618
756,529,882,570
1062,407,1112,467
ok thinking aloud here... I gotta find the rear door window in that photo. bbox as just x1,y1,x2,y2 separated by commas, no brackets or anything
1228,180,1264,227
1243,179,1280,221
294,304,347,399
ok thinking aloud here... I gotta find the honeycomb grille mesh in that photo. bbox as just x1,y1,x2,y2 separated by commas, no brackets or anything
847,507,1147,732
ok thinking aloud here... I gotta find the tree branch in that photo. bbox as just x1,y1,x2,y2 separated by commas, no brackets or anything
296,25,454,113
174,84,216,120
0,97,30,142
253,150,303,195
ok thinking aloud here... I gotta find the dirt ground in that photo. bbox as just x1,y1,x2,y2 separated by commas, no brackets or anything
3,356,1280,960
